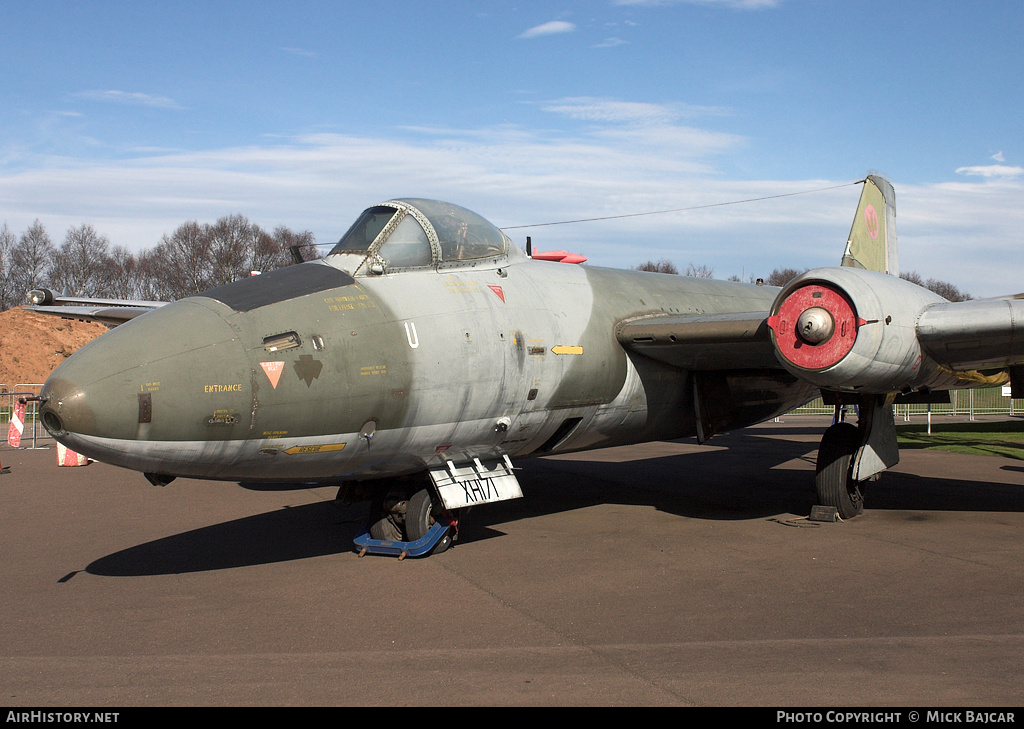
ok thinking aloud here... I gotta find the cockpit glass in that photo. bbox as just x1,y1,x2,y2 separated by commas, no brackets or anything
329,206,397,255
376,215,432,268
402,199,506,261
328,199,507,270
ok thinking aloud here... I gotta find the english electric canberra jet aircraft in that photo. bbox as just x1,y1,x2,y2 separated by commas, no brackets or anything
28,176,1024,555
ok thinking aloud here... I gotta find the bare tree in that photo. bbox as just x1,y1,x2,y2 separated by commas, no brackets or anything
153,220,213,299
50,224,111,296
766,267,806,287
272,225,320,265
102,245,146,299
207,215,319,283
248,226,285,275
900,270,972,302
0,223,15,311
10,220,55,301
684,262,714,279
133,248,173,301
208,214,253,285
635,259,679,274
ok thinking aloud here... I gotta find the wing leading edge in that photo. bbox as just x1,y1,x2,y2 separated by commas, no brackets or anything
916,297,1024,372
615,311,777,371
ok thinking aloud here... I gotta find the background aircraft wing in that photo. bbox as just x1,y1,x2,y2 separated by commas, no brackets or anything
25,289,165,326
25,304,161,326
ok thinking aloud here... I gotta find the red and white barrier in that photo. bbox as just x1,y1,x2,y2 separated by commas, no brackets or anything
7,400,25,448
56,442,89,467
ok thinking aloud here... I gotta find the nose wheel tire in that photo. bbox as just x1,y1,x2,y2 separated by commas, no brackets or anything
815,422,865,519
405,488,453,554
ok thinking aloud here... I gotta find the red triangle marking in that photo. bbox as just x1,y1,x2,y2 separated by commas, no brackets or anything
260,361,285,389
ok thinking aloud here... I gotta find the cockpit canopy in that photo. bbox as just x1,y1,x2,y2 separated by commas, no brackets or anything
328,199,512,274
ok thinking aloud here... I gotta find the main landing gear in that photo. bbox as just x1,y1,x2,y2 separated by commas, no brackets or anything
814,395,899,520
815,421,864,519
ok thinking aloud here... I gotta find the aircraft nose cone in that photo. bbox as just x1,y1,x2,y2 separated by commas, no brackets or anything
39,299,248,462
39,374,91,438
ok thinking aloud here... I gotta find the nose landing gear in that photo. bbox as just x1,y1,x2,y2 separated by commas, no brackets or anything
357,482,457,558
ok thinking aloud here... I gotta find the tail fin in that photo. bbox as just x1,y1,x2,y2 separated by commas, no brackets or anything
841,174,898,276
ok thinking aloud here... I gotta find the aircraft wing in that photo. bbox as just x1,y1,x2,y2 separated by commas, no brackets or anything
25,289,165,326
617,293,1024,392
615,311,778,370
916,296,1024,371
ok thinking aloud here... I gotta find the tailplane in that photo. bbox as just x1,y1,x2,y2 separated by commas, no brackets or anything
841,174,898,276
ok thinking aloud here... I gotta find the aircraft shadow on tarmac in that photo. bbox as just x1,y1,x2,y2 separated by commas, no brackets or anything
85,429,1022,578
503,431,1024,524
86,499,361,577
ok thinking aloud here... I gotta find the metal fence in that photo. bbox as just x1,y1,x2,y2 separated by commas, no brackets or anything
790,386,1022,419
1,383,51,449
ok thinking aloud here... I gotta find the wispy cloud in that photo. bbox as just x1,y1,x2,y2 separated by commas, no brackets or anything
542,97,730,124
517,20,576,39
955,164,1023,179
281,47,317,58
594,37,628,48
613,0,781,8
545,98,678,125
71,90,182,110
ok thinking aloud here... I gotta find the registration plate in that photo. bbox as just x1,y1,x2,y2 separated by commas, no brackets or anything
429,455,523,510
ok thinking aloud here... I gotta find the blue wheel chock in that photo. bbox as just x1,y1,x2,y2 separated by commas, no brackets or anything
353,520,453,559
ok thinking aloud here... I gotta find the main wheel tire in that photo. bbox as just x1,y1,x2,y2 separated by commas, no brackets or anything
405,488,453,554
815,422,865,519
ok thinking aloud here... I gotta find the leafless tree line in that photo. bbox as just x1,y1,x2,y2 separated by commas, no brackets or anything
634,259,714,278
0,216,321,311
0,220,974,314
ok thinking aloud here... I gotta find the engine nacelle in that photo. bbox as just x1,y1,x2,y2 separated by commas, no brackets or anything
767,267,948,393
27,288,56,306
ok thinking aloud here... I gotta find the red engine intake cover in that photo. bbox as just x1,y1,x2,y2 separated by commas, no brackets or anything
768,283,861,370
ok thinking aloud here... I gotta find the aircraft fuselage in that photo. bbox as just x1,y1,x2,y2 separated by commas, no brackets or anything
39,255,815,483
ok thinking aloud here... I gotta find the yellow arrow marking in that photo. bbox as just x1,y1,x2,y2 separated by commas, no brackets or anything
282,443,347,455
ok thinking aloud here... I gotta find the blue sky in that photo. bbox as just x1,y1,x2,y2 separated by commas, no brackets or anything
2,0,1022,296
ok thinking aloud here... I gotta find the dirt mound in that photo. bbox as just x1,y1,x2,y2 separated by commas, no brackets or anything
0,308,107,393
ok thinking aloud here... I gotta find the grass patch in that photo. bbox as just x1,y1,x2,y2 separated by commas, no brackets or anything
897,420,1024,459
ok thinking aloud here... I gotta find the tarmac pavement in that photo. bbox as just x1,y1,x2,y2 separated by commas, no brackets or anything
1,416,1022,707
